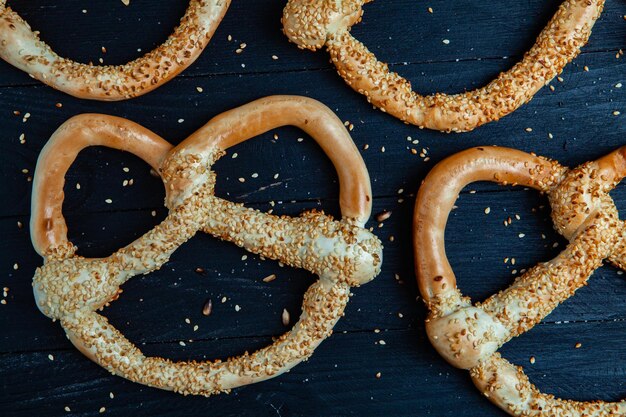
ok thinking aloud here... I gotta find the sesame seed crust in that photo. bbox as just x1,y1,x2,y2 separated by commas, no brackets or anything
414,146,626,415
0,0,230,101
282,0,604,132
29,96,383,396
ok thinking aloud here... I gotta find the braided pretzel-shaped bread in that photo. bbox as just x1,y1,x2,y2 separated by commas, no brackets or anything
0,0,230,100
414,146,626,415
30,96,383,396
283,0,604,132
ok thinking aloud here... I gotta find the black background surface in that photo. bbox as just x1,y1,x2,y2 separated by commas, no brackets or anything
1,1,625,416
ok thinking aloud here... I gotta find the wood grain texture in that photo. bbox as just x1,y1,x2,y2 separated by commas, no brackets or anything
0,0,625,416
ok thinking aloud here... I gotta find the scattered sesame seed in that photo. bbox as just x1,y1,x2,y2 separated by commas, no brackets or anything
575,342,582,349
263,274,276,282
376,211,392,222
442,39,450,45
484,207,491,214
235,304,241,312
530,356,536,364
105,199,112,204
48,354,54,361
282,308,290,326
202,299,212,316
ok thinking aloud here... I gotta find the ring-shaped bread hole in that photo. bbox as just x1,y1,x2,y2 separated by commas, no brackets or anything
6,0,188,65
448,182,626,403
107,126,348,360
611,184,626,222
62,146,166,258
497,317,626,403
211,125,343,220
444,183,564,303
351,0,561,93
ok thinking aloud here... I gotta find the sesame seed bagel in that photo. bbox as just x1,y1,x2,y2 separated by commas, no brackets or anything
30,95,383,396
414,146,626,415
283,0,604,132
0,0,230,100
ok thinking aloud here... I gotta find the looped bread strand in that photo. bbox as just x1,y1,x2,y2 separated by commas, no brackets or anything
283,0,604,132
414,146,626,415
0,0,230,100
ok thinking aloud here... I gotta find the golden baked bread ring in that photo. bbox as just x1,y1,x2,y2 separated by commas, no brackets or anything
0,0,230,100
283,0,604,132
414,146,626,415
30,96,383,396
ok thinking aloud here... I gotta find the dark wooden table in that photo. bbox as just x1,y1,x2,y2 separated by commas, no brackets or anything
1,1,625,416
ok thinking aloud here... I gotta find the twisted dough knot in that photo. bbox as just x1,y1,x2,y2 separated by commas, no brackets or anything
30,96,382,396
414,146,626,416
282,0,367,50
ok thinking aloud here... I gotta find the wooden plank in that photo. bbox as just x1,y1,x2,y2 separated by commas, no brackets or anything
2,321,625,417
0,50,624,218
1,0,624,86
